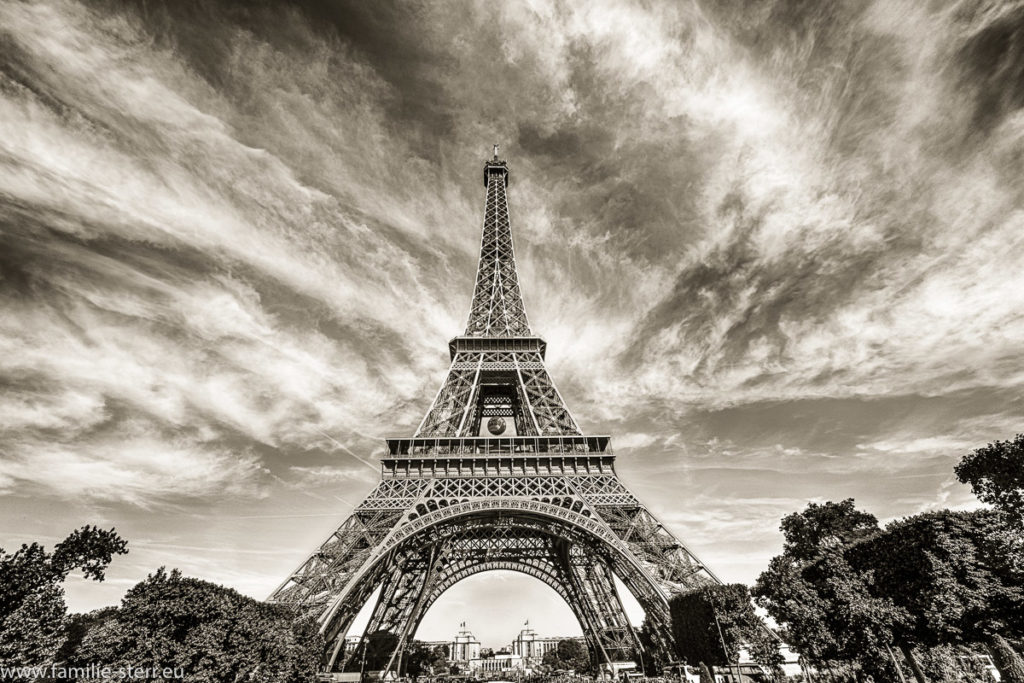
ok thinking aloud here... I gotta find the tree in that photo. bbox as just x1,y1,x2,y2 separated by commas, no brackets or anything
754,500,912,680
669,587,723,672
67,567,323,682
989,635,1024,682
956,435,1024,523
634,619,669,674
349,630,400,673
669,583,783,679
53,607,118,665
852,510,1024,682
542,639,590,673
754,554,841,665
430,644,451,673
408,643,452,676
404,640,440,681
0,526,127,666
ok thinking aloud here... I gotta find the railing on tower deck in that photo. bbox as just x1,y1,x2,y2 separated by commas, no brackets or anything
384,434,612,457
448,335,547,359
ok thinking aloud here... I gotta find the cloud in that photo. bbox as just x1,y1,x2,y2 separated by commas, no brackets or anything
0,430,267,506
288,465,376,485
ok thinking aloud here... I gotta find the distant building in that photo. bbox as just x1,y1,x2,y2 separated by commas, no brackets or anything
509,623,587,668
471,653,524,673
510,624,560,664
449,623,481,663
342,635,361,658
445,621,584,672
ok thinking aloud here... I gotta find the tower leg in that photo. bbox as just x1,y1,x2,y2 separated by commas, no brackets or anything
577,558,641,663
553,539,641,669
338,544,438,673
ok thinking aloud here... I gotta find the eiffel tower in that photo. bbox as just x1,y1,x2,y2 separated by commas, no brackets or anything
268,148,721,674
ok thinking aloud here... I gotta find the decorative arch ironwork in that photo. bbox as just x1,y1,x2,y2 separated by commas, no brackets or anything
319,499,666,671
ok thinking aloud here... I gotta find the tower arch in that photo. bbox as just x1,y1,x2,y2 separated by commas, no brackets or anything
319,499,665,670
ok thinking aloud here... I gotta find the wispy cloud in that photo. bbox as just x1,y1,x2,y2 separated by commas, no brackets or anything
0,431,267,506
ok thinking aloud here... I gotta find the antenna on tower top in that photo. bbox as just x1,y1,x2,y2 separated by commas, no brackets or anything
493,143,499,159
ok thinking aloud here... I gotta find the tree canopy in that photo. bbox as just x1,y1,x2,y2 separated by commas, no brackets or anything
0,525,127,666
541,638,590,673
756,498,1024,683
755,500,906,678
779,499,879,562
851,509,1024,680
403,640,449,680
346,630,400,673
66,567,322,682
956,434,1024,523
669,583,783,678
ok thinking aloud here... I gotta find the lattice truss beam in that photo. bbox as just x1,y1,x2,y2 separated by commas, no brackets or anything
357,475,634,511
416,351,580,437
465,165,530,337
593,505,717,595
270,510,404,607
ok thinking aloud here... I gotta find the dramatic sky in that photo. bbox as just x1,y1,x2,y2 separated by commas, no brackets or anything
2,0,1023,648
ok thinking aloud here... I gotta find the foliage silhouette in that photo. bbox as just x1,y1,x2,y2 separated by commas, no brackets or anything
0,526,126,666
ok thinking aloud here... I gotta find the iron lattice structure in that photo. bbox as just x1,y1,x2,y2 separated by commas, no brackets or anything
269,153,721,673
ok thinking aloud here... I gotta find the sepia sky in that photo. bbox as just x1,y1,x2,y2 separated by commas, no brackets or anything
2,0,1023,648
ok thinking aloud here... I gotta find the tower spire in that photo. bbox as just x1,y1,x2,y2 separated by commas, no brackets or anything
465,150,531,337
414,151,580,437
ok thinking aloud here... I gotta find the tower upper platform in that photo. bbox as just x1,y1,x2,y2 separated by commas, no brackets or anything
483,157,509,186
